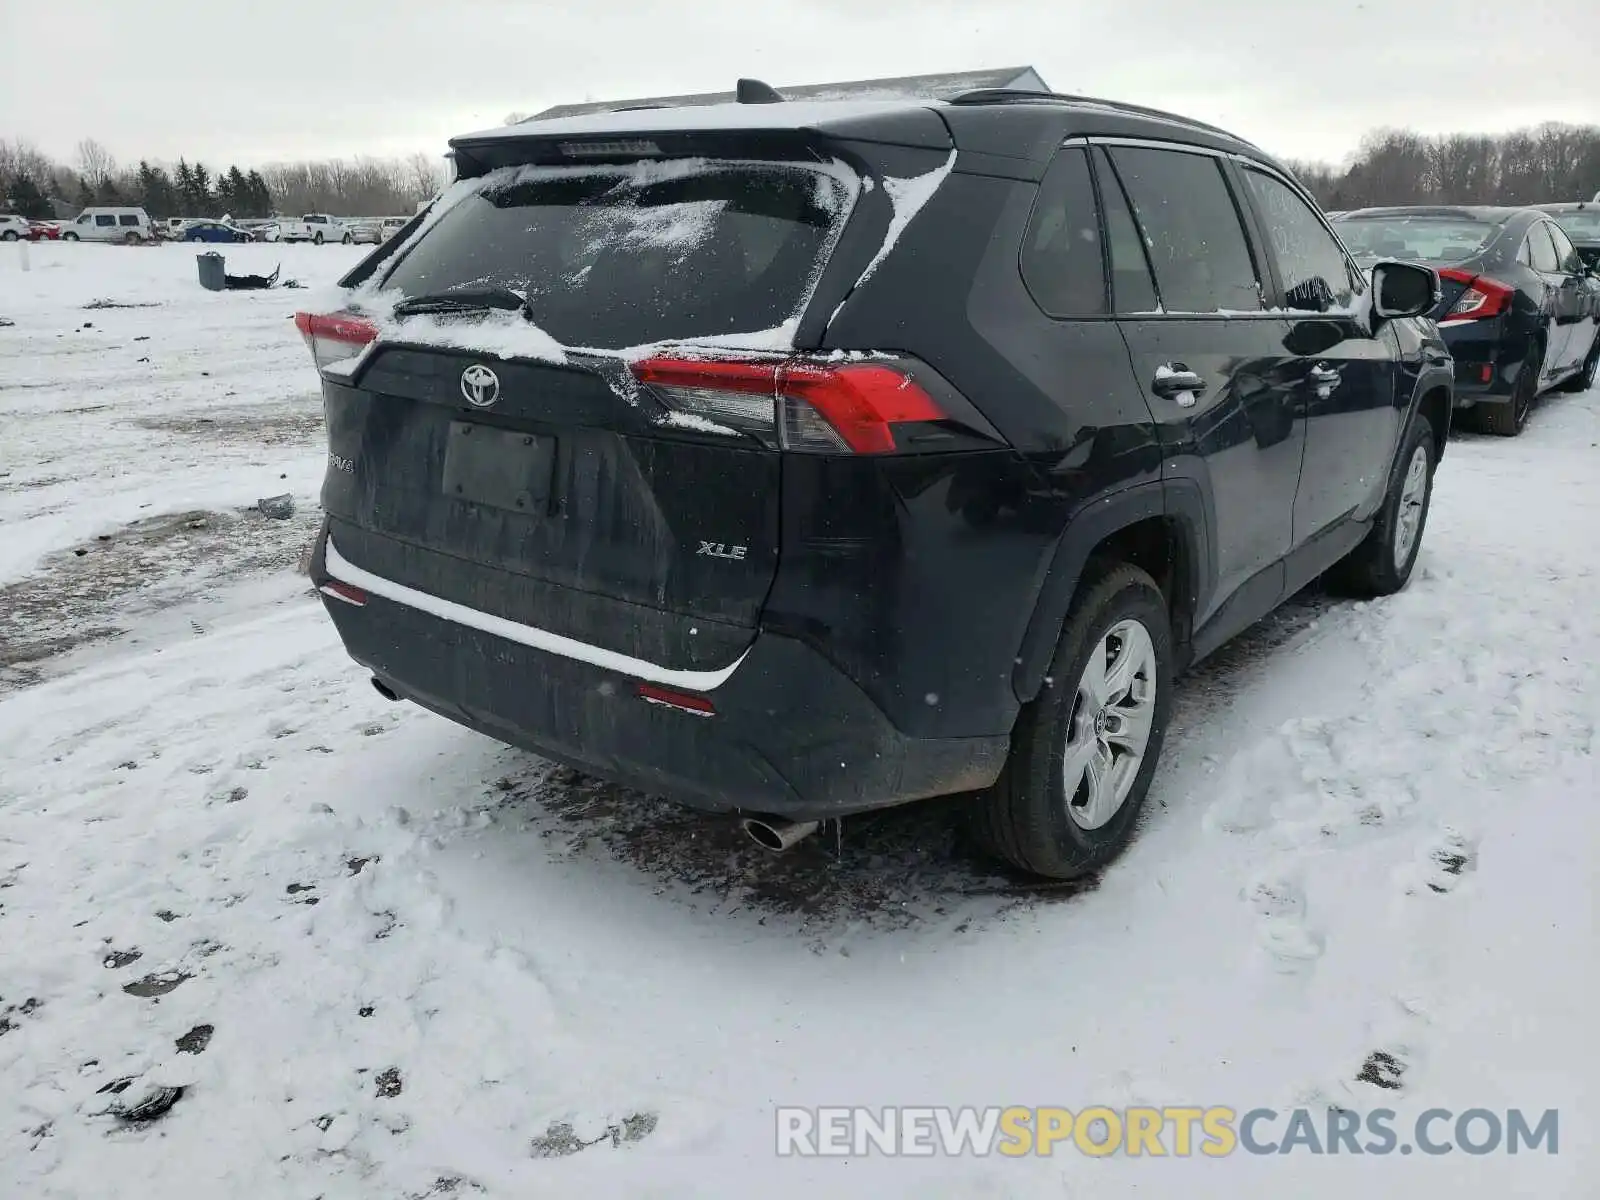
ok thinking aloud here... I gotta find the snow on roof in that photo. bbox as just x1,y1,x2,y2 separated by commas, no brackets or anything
525,67,1048,122
452,99,947,144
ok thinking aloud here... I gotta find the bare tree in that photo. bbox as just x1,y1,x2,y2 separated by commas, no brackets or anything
76,138,116,189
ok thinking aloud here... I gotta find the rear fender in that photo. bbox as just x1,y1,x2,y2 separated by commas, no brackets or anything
1011,480,1211,702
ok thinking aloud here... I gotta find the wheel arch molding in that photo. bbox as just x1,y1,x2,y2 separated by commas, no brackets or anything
1011,479,1212,704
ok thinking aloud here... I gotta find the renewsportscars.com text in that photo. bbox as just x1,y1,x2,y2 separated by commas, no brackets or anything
775,1106,1559,1158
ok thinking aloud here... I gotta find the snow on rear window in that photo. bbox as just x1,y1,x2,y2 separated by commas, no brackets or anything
1333,216,1500,264
1549,211,1600,239
370,157,859,352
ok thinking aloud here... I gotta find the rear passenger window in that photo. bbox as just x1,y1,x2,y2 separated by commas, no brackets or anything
95,214,115,227
1241,168,1357,312
1094,149,1159,313
119,214,140,227
1546,223,1583,273
1020,147,1107,316
1107,147,1262,313
1527,225,1561,273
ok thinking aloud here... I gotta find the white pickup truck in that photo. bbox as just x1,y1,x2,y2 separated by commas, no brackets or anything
270,213,350,244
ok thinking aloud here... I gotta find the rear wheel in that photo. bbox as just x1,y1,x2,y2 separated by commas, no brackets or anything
1476,343,1541,436
1327,410,1435,597
974,563,1172,880
313,231,325,245
1558,330,1599,393
123,231,140,245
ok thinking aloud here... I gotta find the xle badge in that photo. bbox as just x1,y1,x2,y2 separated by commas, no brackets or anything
697,542,748,561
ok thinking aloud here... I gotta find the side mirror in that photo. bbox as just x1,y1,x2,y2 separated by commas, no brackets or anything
1371,260,1439,320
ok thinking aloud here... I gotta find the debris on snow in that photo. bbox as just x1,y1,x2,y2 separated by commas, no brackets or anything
256,493,295,520
174,1024,214,1054
112,1084,186,1123
1354,1049,1407,1091
121,971,190,998
374,1067,403,1098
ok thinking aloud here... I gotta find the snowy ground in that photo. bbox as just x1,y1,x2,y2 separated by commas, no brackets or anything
1,240,1595,1199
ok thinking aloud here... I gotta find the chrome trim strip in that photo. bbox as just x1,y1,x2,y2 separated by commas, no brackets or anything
323,537,749,691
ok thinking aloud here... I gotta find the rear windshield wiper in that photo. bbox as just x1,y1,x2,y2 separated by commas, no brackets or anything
392,287,533,320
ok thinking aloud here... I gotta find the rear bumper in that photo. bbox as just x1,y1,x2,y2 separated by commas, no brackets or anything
311,527,1008,819
1439,319,1521,404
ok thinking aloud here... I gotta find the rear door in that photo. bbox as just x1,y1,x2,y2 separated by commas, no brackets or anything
1545,221,1592,373
1524,222,1572,377
319,155,860,670
1098,141,1305,625
1234,163,1400,537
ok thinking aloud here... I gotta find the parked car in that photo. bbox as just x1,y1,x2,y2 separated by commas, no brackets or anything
1335,206,1600,434
250,222,282,242
0,213,30,240
275,213,347,244
379,216,409,241
182,220,251,243
343,219,381,245
62,206,157,244
1532,201,1600,272
297,87,1450,881
27,219,61,241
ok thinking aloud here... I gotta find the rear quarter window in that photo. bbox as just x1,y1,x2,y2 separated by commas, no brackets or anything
375,158,858,350
1020,146,1107,317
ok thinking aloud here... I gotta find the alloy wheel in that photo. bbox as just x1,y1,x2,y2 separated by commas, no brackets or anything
1063,619,1158,831
1392,445,1429,570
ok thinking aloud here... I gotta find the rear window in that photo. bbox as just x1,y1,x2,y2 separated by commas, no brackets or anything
376,158,857,349
1333,216,1500,264
1548,211,1600,240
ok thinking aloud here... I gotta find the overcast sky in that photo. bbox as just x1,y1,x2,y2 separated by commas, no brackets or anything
3,0,1595,171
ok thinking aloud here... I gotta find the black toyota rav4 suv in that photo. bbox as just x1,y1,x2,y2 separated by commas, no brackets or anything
299,87,1451,880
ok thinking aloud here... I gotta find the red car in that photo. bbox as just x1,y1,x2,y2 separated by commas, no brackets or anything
27,220,62,241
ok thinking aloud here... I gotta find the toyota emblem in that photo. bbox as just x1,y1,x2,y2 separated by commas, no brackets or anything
460,363,500,408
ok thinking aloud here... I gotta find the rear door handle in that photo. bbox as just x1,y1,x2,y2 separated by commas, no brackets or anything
1152,364,1207,400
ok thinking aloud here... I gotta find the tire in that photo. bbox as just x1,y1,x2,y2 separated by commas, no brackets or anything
313,231,324,245
186,233,201,242
1475,343,1541,436
123,231,139,245
1558,329,1599,393
1,230,16,241
973,562,1173,880
1326,411,1436,598
63,232,78,241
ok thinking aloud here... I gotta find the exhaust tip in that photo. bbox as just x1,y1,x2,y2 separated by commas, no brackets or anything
370,676,400,702
739,815,819,853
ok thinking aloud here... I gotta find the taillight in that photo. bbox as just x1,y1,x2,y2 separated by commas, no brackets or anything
1438,268,1512,323
294,310,378,370
629,356,948,454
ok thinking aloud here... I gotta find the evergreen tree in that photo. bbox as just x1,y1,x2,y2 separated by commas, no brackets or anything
245,169,272,218
76,174,95,208
174,159,196,215
149,164,176,218
222,165,248,217
135,160,176,218
192,162,212,214
6,173,50,219
136,160,158,211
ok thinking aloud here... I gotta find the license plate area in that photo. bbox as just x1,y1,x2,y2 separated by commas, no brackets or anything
441,421,555,515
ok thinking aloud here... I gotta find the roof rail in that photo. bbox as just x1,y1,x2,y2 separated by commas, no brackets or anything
948,88,1255,147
